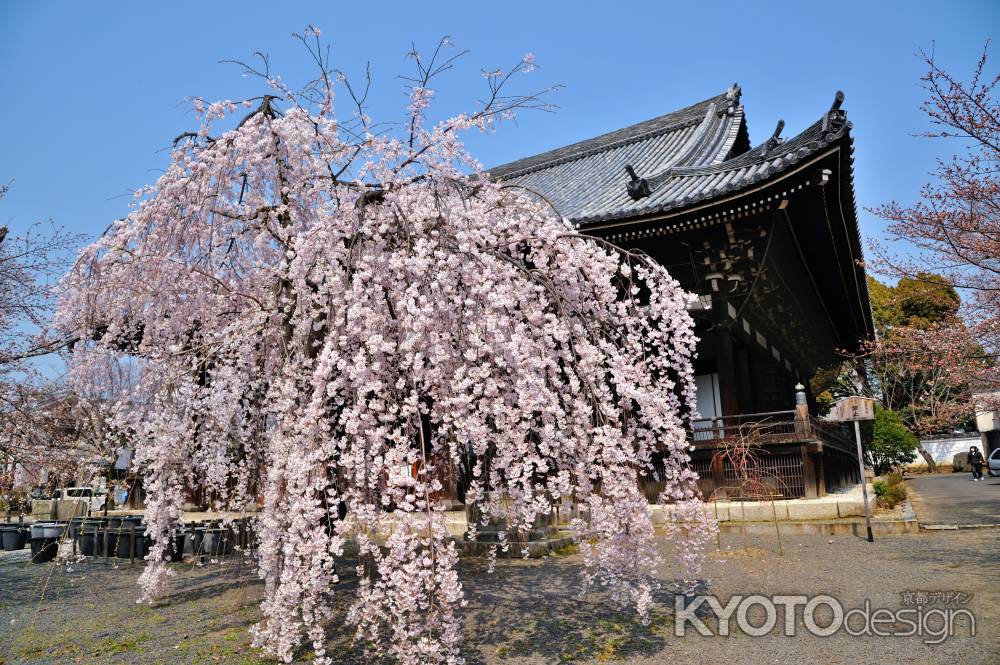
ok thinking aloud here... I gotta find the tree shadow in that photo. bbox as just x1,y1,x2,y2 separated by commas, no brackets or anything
456,556,707,664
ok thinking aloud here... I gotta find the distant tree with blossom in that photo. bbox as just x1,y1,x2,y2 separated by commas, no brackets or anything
869,44,999,401
0,182,84,487
58,30,714,664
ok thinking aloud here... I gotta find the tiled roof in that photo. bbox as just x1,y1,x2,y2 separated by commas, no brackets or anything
491,86,852,227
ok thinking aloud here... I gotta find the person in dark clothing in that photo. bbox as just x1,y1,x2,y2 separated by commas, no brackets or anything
969,446,985,481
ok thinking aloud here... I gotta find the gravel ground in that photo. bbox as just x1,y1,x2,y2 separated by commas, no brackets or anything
0,528,997,664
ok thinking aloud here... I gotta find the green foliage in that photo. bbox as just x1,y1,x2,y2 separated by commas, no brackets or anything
867,276,898,333
868,273,960,334
813,389,834,417
897,275,961,327
809,360,868,414
872,471,907,509
865,276,978,435
867,406,919,474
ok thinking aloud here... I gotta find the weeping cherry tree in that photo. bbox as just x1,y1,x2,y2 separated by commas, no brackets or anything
58,29,715,664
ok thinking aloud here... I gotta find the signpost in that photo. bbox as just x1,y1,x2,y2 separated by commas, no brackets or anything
829,396,877,542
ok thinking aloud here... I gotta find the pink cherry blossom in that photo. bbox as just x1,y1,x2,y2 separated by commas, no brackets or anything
57,33,713,664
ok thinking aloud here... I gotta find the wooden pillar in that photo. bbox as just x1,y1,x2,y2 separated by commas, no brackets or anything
815,452,826,497
710,452,727,499
713,329,741,416
734,345,754,414
801,445,819,499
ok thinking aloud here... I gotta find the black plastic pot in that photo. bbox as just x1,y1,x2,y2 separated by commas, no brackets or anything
102,530,118,556
29,537,58,563
78,529,97,556
1,527,27,551
115,526,151,560
115,531,134,559
67,517,90,540
188,528,205,558
201,528,234,557
90,521,119,556
163,532,187,562
30,522,65,539
230,519,253,551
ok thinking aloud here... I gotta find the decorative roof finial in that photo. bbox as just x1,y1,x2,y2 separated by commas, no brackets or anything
823,90,847,133
762,119,785,154
726,82,742,104
723,82,742,117
624,165,651,201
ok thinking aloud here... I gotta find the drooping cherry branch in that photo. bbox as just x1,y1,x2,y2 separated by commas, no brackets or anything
58,29,713,665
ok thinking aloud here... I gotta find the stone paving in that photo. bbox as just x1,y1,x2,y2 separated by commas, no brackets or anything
906,472,1000,527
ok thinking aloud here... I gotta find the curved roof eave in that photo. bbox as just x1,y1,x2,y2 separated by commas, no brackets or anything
572,113,854,228
489,85,746,181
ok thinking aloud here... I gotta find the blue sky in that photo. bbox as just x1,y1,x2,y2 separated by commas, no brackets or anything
1,1,996,262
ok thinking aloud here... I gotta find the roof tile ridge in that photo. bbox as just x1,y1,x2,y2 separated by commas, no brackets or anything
490,92,733,180
711,104,746,165
491,114,706,180
662,102,720,169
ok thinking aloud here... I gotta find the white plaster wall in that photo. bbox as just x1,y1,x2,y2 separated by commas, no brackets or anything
909,435,983,468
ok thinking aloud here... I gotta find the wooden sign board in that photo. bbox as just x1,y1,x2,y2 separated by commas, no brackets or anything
829,396,876,422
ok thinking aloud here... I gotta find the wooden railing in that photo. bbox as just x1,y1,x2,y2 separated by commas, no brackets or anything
807,416,857,457
689,410,857,460
691,410,798,443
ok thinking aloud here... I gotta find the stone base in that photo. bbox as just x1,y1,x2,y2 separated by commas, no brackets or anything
717,518,918,536
466,525,559,543
455,532,576,558
460,500,568,558
651,484,877,523
458,502,573,557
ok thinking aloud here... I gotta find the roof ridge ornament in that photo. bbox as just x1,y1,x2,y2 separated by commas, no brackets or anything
822,90,847,134
726,82,741,103
723,82,742,116
624,164,651,200
761,119,785,154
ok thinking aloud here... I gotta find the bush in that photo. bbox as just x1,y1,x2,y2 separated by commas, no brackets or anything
0,489,29,514
868,407,919,474
873,472,907,509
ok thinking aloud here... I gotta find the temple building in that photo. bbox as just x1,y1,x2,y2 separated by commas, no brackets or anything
491,85,874,499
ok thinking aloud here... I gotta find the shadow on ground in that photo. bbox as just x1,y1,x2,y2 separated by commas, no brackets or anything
455,556,707,664
2,529,998,664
